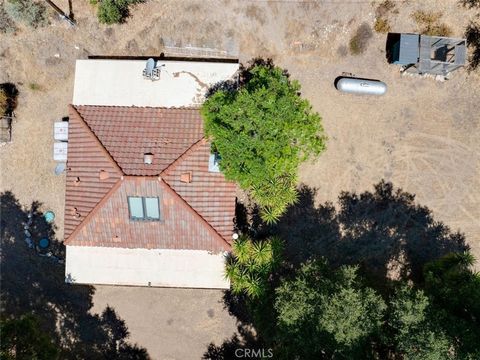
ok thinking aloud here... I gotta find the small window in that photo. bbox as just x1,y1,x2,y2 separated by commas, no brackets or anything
144,197,160,220
208,153,221,173
128,196,160,221
128,197,144,219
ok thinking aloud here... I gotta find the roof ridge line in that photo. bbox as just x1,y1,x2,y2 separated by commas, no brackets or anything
160,137,206,176
64,178,124,244
69,105,124,175
159,178,232,250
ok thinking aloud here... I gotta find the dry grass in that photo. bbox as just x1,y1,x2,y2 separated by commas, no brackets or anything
374,18,391,33
375,0,395,17
0,89,7,115
28,83,42,91
245,4,265,25
412,10,453,36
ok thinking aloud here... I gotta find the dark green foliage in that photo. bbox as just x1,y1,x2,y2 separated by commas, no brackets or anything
0,314,59,360
202,62,326,223
225,236,283,298
274,261,386,358
5,0,47,28
389,286,454,360
423,252,480,358
96,0,142,24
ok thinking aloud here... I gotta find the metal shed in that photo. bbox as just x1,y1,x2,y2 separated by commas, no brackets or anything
387,33,467,76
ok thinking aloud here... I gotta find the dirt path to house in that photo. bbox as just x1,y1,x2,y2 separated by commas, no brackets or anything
1,0,479,358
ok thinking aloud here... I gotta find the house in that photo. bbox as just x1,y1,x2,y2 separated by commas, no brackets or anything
64,57,239,289
387,33,467,76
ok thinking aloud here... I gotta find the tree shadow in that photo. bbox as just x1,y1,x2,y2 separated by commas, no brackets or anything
459,0,480,9
0,191,150,359
0,82,19,115
274,181,468,287
465,22,480,71
202,323,262,360
206,181,469,356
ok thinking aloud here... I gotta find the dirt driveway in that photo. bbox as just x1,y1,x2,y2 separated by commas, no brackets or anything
1,0,479,358
92,286,237,360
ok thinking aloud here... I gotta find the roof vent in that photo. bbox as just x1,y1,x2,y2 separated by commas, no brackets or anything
70,207,81,219
74,177,81,186
144,152,154,165
99,170,109,180
180,172,192,183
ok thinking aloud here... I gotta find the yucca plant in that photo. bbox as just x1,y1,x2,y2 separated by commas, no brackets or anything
251,174,299,224
226,236,283,298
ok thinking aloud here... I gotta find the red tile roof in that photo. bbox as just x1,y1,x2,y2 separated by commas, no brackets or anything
64,106,123,239
74,106,204,176
64,105,235,251
162,139,236,240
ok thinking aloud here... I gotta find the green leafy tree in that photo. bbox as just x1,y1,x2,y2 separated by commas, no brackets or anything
274,261,386,358
202,61,327,223
225,236,283,298
423,252,480,358
389,285,454,360
0,314,59,360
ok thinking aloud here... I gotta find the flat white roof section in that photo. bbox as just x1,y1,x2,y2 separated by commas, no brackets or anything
72,59,239,107
65,246,230,289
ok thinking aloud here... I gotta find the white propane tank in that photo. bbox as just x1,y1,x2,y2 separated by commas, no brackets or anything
335,77,387,96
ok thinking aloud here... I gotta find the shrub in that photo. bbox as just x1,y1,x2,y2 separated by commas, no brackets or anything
412,10,453,37
0,3,16,34
97,0,124,24
96,0,142,24
5,0,47,28
0,89,7,115
28,83,41,91
349,23,373,55
374,17,391,33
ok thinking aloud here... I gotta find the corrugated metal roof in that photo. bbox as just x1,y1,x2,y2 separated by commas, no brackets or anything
398,34,420,65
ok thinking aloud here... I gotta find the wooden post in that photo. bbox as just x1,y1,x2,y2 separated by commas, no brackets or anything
44,0,76,27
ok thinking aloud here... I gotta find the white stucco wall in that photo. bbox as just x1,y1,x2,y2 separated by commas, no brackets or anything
65,246,230,289
72,59,239,107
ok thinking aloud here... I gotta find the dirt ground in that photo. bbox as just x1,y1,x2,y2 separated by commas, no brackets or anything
1,0,479,358
92,286,238,360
